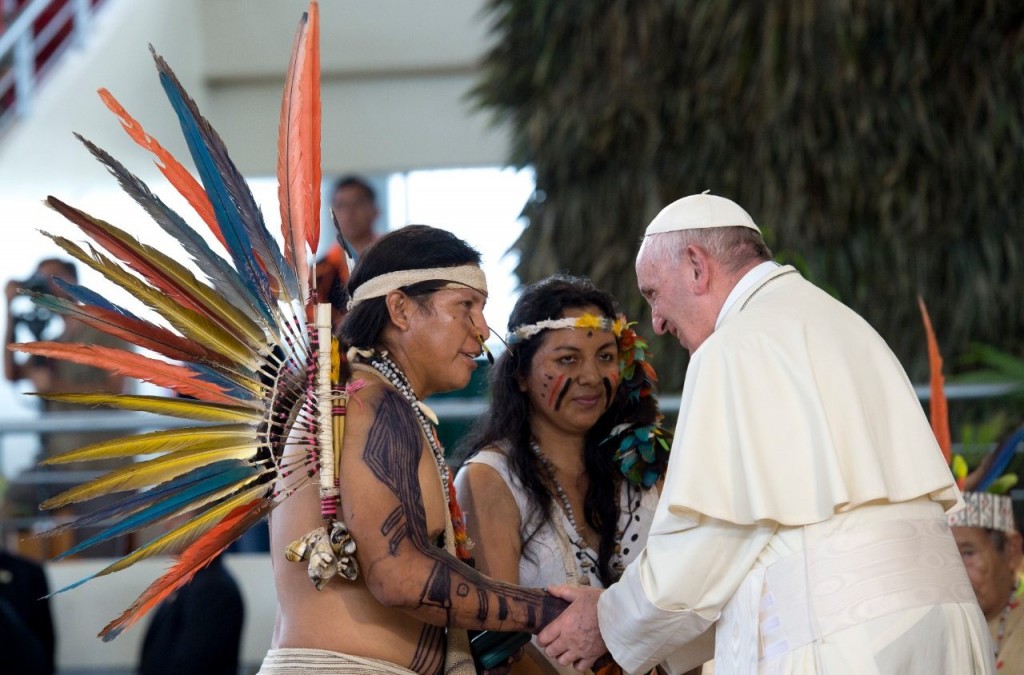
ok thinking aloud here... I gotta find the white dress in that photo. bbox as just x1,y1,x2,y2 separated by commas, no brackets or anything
465,446,660,674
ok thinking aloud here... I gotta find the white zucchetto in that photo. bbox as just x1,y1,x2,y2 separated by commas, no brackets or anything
645,191,760,235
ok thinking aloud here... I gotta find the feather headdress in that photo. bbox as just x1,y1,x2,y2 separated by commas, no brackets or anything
7,1,353,640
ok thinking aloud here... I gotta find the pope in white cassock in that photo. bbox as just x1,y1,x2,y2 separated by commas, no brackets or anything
538,193,994,674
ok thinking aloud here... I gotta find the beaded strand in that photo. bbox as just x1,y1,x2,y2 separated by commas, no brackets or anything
531,441,629,585
995,581,1020,670
365,352,449,500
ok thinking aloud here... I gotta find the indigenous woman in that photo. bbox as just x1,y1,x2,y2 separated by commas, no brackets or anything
263,226,566,675
456,274,671,674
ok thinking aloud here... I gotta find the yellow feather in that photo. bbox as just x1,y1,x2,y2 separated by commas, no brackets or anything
38,393,261,423
45,233,263,371
98,482,269,576
41,445,260,509
41,425,258,465
73,213,272,349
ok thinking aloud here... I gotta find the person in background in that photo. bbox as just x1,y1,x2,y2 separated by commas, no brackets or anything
3,258,128,559
331,174,382,257
457,274,671,674
314,175,383,329
138,552,244,675
0,476,56,675
949,478,1024,671
539,193,991,673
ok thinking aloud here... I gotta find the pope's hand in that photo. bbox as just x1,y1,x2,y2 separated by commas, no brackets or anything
538,584,607,671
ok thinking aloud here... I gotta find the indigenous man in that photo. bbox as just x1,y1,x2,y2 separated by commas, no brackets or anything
951,491,1024,671
539,193,992,673
263,225,565,674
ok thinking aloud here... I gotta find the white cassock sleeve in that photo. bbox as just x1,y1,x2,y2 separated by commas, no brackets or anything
597,511,776,674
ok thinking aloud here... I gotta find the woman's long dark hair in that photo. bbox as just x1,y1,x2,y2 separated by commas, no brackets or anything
459,274,629,586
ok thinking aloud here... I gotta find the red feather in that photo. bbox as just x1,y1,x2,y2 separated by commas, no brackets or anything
47,197,208,316
55,300,233,368
12,342,248,406
918,296,951,463
277,0,322,315
307,1,321,253
99,499,272,641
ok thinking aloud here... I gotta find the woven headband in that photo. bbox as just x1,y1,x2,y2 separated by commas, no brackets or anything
347,265,487,310
948,491,1017,535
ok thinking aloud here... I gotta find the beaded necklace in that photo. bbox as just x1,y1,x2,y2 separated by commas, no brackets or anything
365,352,449,500
531,441,630,586
995,581,1020,670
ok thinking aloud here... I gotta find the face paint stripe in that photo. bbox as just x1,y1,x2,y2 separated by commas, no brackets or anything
603,377,613,409
547,373,566,409
554,377,573,411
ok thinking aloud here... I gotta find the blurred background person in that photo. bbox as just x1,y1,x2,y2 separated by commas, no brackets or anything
950,482,1024,670
0,478,56,675
4,257,129,558
330,174,381,256
314,174,383,330
137,551,244,675
457,274,672,674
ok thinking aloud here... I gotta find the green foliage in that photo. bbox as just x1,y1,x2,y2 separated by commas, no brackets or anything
473,0,1024,389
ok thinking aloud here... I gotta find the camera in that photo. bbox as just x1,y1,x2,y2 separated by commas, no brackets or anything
10,274,57,341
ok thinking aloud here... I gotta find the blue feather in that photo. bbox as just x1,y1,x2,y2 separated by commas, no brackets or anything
53,279,141,320
152,52,299,311
53,462,259,559
153,57,275,321
976,426,1024,492
190,363,252,401
75,133,275,327
50,459,252,534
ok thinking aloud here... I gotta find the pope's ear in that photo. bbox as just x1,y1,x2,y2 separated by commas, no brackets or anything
385,290,412,331
686,244,711,293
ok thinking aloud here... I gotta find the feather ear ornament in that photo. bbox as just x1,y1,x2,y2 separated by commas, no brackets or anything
8,1,359,640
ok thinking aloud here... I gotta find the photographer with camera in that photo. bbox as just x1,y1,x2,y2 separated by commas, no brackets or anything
4,258,128,559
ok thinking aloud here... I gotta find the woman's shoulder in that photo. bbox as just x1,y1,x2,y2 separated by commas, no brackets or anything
462,442,513,473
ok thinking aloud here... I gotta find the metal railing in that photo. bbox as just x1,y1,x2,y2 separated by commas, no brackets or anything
0,0,106,134
0,381,1018,547
1,380,1016,472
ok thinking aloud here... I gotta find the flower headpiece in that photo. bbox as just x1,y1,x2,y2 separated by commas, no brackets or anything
507,313,627,344
507,312,672,488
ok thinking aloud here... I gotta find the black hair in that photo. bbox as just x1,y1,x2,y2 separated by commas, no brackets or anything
459,273,629,586
332,175,376,205
37,258,78,282
339,224,482,351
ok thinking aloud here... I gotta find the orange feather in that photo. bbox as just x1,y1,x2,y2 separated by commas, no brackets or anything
277,10,311,299
97,88,226,250
12,342,250,407
307,1,321,253
99,499,272,640
918,296,951,463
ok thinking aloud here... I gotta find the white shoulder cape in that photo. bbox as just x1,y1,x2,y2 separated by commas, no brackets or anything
659,266,961,528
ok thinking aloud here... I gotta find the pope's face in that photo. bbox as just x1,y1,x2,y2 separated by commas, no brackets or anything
636,245,705,352
952,526,1020,621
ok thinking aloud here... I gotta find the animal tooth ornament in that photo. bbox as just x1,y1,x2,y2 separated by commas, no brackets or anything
7,2,364,640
